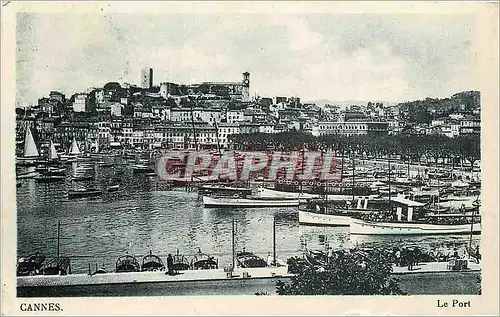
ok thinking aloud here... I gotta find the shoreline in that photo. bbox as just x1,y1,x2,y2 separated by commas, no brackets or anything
17,261,481,297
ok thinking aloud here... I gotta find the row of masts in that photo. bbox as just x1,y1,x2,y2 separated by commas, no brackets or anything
231,216,277,269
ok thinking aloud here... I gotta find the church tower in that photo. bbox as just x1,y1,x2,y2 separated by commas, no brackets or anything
242,72,250,102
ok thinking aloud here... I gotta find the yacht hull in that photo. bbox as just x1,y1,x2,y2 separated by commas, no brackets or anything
350,218,481,235
202,196,299,208
298,210,351,227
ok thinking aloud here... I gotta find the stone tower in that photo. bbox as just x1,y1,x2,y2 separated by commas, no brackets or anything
242,72,250,102
141,67,153,89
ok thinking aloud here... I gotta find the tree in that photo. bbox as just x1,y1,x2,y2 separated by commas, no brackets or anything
276,249,406,295
423,135,448,166
454,135,481,170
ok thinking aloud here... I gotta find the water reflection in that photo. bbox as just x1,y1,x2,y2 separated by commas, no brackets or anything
16,162,480,274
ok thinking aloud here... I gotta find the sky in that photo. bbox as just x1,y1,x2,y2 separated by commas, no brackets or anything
16,13,478,105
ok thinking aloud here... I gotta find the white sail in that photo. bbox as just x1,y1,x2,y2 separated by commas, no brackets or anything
49,140,58,160
69,138,81,155
23,126,39,158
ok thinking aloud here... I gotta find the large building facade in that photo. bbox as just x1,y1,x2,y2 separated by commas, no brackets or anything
314,121,389,137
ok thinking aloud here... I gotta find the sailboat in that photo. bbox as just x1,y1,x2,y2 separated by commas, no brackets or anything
60,137,81,162
90,138,102,157
34,140,65,180
16,125,40,166
69,138,81,155
44,140,62,166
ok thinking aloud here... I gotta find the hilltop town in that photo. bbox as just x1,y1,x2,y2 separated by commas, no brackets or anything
15,69,481,154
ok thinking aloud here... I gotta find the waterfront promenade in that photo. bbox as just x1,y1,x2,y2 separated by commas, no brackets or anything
17,261,481,297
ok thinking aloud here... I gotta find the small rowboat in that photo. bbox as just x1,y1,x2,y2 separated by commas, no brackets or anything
35,175,65,183
172,249,190,271
236,250,267,268
106,184,120,192
68,188,102,199
141,251,165,272
71,175,94,182
43,257,72,276
115,255,140,273
191,248,218,270
17,252,46,276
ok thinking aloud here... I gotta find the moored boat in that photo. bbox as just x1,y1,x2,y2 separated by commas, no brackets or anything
68,188,102,199
34,174,65,183
298,195,383,227
350,217,481,235
16,168,38,179
299,209,352,227
106,184,120,192
60,137,82,162
191,248,218,270
17,252,46,276
236,250,267,268
141,251,165,272
132,164,155,173
43,257,72,275
37,165,66,176
254,187,316,200
198,184,252,197
304,249,329,267
202,195,300,208
97,161,114,168
92,265,107,275
115,255,140,273
71,175,95,182
349,194,481,235
172,250,190,271
16,125,40,166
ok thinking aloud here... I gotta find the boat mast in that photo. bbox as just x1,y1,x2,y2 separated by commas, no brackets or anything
469,206,475,252
340,148,344,182
232,216,235,269
213,118,222,182
273,216,276,266
57,220,61,263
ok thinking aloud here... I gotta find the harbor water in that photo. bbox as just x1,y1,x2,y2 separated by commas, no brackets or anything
16,161,480,274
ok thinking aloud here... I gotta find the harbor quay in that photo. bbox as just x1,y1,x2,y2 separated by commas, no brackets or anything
17,261,481,297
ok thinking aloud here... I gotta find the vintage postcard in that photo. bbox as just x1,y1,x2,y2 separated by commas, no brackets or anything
1,1,498,316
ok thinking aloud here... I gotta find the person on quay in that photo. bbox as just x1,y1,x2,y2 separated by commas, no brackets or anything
395,249,402,267
267,252,274,267
166,253,174,276
407,249,414,271
327,247,334,265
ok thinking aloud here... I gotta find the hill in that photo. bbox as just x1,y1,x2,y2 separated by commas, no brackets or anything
396,91,480,124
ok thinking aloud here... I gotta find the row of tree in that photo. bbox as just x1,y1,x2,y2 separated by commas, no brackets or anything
229,131,481,170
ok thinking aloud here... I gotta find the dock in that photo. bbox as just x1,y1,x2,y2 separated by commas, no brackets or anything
17,266,292,297
392,260,481,275
17,262,481,297
18,266,291,288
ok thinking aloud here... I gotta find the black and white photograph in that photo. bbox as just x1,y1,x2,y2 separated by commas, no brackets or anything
1,1,498,316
